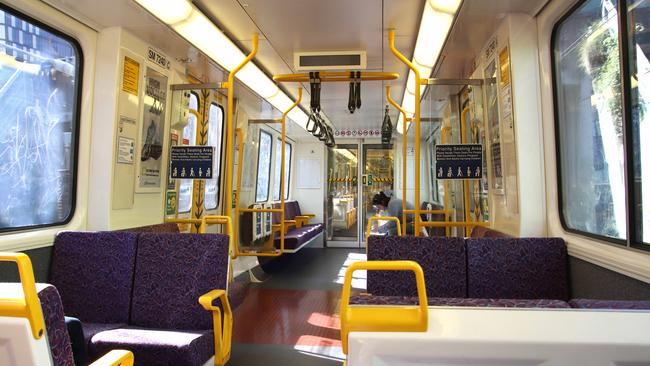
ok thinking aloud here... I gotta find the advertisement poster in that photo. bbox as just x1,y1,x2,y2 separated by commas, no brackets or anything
137,67,167,191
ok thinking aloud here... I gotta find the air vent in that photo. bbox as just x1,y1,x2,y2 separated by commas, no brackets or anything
294,51,367,71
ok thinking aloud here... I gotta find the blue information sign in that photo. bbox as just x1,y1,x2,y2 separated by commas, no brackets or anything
435,144,483,180
170,146,214,179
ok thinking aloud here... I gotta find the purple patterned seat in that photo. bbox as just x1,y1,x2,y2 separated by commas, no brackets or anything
466,237,569,300
367,235,467,298
50,231,138,324
569,299,650,310
349,294,570,308
90,327,213,366
37,283,75,366
88,232,230,366
274,223,324,249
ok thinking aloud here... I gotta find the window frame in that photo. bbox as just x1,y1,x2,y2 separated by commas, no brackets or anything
273,138,292,201
0,2,83,233
178,91,200,214
255,129,273,203
551,0,645,250
204,102,225,210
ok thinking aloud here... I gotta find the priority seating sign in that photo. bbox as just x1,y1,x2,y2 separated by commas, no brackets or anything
170,146,214,179
435,144,482,180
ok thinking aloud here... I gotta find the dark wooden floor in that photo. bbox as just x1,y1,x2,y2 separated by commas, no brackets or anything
228,248,365,366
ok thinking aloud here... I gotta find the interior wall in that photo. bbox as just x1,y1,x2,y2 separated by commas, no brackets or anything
88,27,188,230
293,142,326,225
471,13,545,236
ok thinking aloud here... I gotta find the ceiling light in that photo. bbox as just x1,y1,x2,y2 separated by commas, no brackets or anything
135,0,192,24
135,0,313,133
398,0,461,135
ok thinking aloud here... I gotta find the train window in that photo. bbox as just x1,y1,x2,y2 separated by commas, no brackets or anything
178,92,198,213
627,0,650,245
0,5,81,232
205,103,224,210
554,0,650,247
255,130,272,202
273,139,292,201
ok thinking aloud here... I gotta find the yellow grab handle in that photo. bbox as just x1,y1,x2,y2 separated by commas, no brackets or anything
0,252,45,340
340,260,428,354
89,350,134,366
366,216,402,240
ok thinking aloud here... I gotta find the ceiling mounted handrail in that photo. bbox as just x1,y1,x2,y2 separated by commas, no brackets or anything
273,71,399,83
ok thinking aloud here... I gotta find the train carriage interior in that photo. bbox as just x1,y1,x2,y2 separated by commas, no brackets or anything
2,0,650,365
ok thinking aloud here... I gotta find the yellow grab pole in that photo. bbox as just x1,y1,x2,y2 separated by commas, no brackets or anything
233,128,244,259
390,29,422,236
280,88,302,254
226,34,258,255
441,125,451,237
386,85,409,236
460,107,471,237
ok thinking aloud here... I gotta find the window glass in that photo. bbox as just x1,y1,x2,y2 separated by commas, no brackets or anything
255,130,272,202
273,139,292,200
0,6,80,231
554,0,627,240
628,0,650,244
205,103,223,210
178,92,198,213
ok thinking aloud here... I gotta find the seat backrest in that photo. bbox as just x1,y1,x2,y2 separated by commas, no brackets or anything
466,237,569,300
367,235,467,298
130,233,230,330
37,284,75,366
50,231,138,323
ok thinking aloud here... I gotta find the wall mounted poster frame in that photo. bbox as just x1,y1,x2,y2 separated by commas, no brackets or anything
136,66,168,192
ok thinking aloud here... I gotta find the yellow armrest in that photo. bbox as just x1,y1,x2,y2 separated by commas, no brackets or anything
89,350,134,366
299,214,316,218
339,261,428,355
199,290,232,366
272,220,297,234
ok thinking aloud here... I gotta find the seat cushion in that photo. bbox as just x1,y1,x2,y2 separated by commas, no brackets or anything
349,294,570,308
50,231,138,323
569,299,650,310
36,284,74,366
131,233,230,330
467,237,569,300
82,322,127,347
274,223,323,249
367,235,467,298
89,327,214,366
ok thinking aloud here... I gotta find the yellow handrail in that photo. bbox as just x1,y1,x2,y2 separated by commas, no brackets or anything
0,253,45,340
386,85,410,237
366,216,402,240
441,125,451,236
420,221,489,228
89,350,135,366
226,34,258,250
233,89,302,257
274,71,399,83
340,260,428,355
390,29,423,236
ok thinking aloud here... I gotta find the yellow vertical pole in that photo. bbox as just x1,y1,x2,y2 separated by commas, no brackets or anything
441,125,451,237
460,107,471,237
190,97,207,233
280,88,302,253
386,85,409,236
233,128,244,258
389,29,422,236
225,34,258,251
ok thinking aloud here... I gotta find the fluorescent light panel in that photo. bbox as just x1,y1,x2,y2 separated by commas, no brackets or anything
396,0,461,135
135,0,310,128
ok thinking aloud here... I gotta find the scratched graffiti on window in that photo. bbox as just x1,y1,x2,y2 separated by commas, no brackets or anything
0,10,78,230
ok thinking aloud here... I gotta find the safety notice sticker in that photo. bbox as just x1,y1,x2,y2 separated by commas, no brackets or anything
435,144,483,180
170,146,214,179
